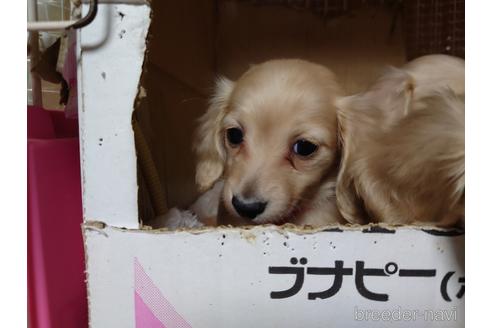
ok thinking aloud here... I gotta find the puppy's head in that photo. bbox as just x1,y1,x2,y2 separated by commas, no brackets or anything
194,59,342,224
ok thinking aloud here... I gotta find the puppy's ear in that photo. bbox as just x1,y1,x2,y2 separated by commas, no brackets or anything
335,168,368,224
368,67,415,118
335,96,368,225
334,68,417,224
194,77,235,191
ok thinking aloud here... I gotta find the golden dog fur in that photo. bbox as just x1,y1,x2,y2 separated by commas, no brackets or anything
336,55,465,226
194,55,465,227
194,59,344,226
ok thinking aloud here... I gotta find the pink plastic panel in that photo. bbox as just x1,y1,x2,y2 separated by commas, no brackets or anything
28,106,79,139
28,107,87,328
27,107,56,139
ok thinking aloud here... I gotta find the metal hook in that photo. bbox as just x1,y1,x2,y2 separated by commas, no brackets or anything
67,0,99,30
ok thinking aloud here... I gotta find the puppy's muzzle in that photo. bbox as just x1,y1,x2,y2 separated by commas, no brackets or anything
232,195,267,219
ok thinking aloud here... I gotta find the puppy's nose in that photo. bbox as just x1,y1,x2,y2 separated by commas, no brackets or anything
232,195,267,219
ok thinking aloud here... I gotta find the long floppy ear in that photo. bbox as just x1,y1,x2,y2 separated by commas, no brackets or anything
335,96,368,224
334,68,416,224
353,67,415,125
194,77,235,192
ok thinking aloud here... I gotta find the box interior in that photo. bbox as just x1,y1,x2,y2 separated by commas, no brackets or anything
134,0,415,225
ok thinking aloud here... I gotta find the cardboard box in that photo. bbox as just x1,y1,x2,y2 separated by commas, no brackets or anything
77,1,465,327
84,222,464,327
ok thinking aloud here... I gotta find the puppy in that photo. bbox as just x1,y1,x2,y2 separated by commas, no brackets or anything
194,59,345,227
336,55,465,226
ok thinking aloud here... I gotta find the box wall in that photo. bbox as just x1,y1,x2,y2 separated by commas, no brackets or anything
85,224,465,327
139,65,209,210
134,0,216,216
78,3,151,228
215,2,407,93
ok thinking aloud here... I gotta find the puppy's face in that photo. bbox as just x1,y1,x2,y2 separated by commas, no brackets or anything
195,60,341,224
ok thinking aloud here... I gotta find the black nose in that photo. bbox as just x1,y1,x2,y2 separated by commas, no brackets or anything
232,196,267,219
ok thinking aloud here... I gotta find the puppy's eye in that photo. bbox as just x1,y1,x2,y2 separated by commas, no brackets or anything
226,127,244,146
292,139,318,157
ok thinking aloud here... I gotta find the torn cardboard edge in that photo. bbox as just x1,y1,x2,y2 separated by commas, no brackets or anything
83,220,464,236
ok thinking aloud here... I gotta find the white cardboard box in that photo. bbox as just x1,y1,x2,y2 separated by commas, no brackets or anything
78,2,465,327
84,222,464,327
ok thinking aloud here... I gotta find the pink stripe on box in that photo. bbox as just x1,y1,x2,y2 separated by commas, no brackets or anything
135,292,166,328
134,258,192,328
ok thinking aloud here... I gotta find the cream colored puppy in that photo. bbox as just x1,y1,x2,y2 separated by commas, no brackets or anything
194,59,345,227
336,55,465,226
